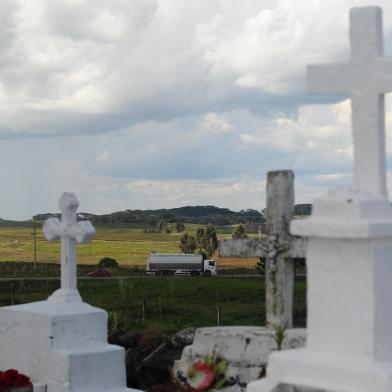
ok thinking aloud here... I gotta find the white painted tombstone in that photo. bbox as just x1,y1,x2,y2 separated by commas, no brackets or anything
219,170,306,328
0,193,140,392
248,6,392,392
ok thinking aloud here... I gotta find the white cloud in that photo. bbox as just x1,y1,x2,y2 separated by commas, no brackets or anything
195,0,392,94
240,100,351,157
126,177,266,210
203,112,233,134
313,173,351,182
0,0,391,137
2,1,392,218
96,149,110,163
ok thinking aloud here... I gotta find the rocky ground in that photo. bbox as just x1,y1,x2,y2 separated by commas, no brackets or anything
109,327,196,391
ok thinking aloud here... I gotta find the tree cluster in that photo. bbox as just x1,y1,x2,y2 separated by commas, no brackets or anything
232,224,248,239
144,215,185,233
179,224,218,258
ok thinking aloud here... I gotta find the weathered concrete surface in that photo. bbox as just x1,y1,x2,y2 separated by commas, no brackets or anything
266,171,294,237
219,170,307,328
271,385,334,392
219,238,264,257
218,234,306,258
174,327,306,392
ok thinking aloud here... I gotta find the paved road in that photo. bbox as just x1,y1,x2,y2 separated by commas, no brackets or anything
0,274,263,282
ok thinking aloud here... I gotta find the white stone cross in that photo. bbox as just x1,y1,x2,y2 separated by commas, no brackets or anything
43,192,95,302
247,7,392,392
308,7,392,197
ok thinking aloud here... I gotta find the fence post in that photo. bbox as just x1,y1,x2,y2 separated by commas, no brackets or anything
11,282,16,305
217,304,222,326
142,299,147,323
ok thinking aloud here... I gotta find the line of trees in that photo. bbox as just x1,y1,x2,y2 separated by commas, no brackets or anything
33,206,264,226
144,216,186,233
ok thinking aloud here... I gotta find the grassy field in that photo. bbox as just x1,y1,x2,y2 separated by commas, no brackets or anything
0,223,307,335
0,277,306,334
0,224,305,334
0,224,259,269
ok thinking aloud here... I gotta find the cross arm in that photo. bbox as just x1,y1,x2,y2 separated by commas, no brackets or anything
43,218,95,243
69,221,95,244
43,217,62,241
218,238,266,258
374,59,392,92
218,237,307,259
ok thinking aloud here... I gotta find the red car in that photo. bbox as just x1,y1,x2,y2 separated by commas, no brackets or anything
88,268,111,277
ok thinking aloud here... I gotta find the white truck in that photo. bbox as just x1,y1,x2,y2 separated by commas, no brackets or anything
146,253,217,276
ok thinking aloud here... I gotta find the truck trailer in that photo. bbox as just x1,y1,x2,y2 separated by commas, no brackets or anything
146,253,217,276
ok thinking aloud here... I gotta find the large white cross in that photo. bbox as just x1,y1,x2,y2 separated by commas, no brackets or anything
308,7,392,197
43,192,95,302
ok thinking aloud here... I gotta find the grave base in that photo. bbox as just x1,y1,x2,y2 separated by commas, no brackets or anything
247,348,392,392
174,327,306,392
0,300,140,392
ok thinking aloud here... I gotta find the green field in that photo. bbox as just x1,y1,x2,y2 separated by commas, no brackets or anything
0,277,306,334
0,224,305,334
0,224,259,268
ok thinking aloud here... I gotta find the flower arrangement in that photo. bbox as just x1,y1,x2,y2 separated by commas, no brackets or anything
182,354,227,391
0,369,33,392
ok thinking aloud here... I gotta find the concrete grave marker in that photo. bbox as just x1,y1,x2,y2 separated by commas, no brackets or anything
0,193,140,392
248,7,392,392
219,170,306,328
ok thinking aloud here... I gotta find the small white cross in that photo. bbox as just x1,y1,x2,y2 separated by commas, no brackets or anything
308,7,392,197
43,192,95,302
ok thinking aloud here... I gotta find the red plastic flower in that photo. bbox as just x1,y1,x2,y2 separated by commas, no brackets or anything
187,361,215,391
0,369,32,391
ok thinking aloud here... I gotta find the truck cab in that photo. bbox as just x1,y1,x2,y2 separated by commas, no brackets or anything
203,259,217,276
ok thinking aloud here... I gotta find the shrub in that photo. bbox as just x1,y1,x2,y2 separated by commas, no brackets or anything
98,257,119,269
232,224,248,239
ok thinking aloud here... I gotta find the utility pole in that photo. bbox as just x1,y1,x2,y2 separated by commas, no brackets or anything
32,226,37,271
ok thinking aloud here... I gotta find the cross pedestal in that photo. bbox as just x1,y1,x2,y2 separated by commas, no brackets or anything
248,7,392,392
219,170,306,328
0,193,140,392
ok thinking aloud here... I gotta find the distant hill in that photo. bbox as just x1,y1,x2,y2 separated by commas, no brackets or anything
0,218,37,227
34,206,263,226
33,204,312,227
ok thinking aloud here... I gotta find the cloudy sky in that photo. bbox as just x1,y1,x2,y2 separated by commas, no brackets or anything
2,0,392,219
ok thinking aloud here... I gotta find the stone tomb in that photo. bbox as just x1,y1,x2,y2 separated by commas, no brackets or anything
248,6,392,392
219,170,306,328
0,193,140,392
